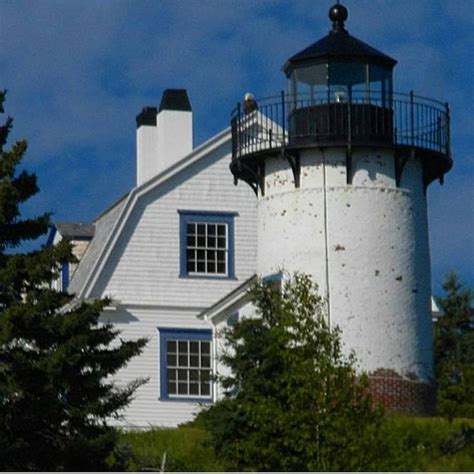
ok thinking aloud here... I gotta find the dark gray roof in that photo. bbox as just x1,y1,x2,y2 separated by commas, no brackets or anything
283,4,397,75
68,199,126,295
159,89,192,112
56,222,95,239
136,107,158,127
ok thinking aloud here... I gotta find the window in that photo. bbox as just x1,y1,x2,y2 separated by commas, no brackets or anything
61,262,69,291
186,221,227,274
159,328,212,401
179,211,236,278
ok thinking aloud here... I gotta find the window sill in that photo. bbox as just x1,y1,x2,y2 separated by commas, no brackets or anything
179,273,238,281
159,396,213,403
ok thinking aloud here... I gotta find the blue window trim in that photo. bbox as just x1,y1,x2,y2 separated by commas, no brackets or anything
46,227,57,247
61,262,69,291
158,328,213,402
178,210,236,279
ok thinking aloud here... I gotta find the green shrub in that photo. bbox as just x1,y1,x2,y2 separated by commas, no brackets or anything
196,274,411,471
434,272,474,419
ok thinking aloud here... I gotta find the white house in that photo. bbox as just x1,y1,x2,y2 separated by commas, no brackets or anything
51,89,259,428
50,3,452,426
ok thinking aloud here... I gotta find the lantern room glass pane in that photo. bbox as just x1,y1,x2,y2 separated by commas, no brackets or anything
328,62,367,103
287,61,393,108
295,64,327,86
288,64,328,108
369,65,393,107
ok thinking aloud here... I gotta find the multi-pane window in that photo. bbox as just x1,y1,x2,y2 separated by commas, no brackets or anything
179,211,236,279
186,222,228,275
166,339,211,397
159,328,213,401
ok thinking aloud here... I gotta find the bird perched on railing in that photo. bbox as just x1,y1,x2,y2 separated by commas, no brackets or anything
243,93,258,115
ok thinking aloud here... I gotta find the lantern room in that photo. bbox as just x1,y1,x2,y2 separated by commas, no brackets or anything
283,3,396,108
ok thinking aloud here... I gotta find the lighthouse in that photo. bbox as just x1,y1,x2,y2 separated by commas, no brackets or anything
230,3,452,413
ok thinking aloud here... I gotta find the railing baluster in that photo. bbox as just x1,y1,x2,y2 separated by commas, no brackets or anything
403,100,407,145
237,102,242,159
426,105,430,148
445,102,450,157
281,90,286,146
430,106,433,148
393,99,398,145
424,103,427,148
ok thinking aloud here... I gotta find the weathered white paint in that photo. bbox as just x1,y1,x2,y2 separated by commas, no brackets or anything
257,147,433,382
156,109,193,176
136,122,159,186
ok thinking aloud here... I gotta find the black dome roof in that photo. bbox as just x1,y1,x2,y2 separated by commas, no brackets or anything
283,3,397,75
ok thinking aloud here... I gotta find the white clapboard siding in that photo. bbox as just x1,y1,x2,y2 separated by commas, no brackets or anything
91,140,257,309
102,306,212,428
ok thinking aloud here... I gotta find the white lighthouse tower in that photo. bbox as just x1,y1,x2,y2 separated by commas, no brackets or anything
230,3,452,413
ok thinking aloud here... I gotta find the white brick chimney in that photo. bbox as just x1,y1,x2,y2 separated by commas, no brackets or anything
136,106,158,186
136,89,193,186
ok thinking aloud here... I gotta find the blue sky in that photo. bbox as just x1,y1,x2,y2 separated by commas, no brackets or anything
0,0,472,294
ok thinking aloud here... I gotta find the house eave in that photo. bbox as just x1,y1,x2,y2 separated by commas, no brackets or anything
198,274,257,325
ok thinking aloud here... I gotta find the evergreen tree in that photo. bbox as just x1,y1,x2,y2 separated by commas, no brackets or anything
0,90,147,471
196,273,409,471
434,272,474,419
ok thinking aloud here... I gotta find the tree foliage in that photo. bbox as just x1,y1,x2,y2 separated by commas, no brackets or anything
0,90,147,471
197,273,409,471
434,272,474,419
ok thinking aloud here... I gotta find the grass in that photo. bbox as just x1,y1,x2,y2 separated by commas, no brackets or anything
119,426,225,472
119,415,474,471
384,415,474,471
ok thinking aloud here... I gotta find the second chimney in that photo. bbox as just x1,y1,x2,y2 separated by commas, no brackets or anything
136,89,193,186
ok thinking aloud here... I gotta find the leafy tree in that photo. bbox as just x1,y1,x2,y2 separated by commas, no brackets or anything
196,273,409,471
0,90,147,471
434,272,474,419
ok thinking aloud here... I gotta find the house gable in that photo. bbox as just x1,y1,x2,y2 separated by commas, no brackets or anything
90,137,257,308
69,125,257,310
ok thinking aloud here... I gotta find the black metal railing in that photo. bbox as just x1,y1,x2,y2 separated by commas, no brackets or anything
231,90,450,161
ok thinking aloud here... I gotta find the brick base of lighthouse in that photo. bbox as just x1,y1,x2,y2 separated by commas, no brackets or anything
368,369,436,415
